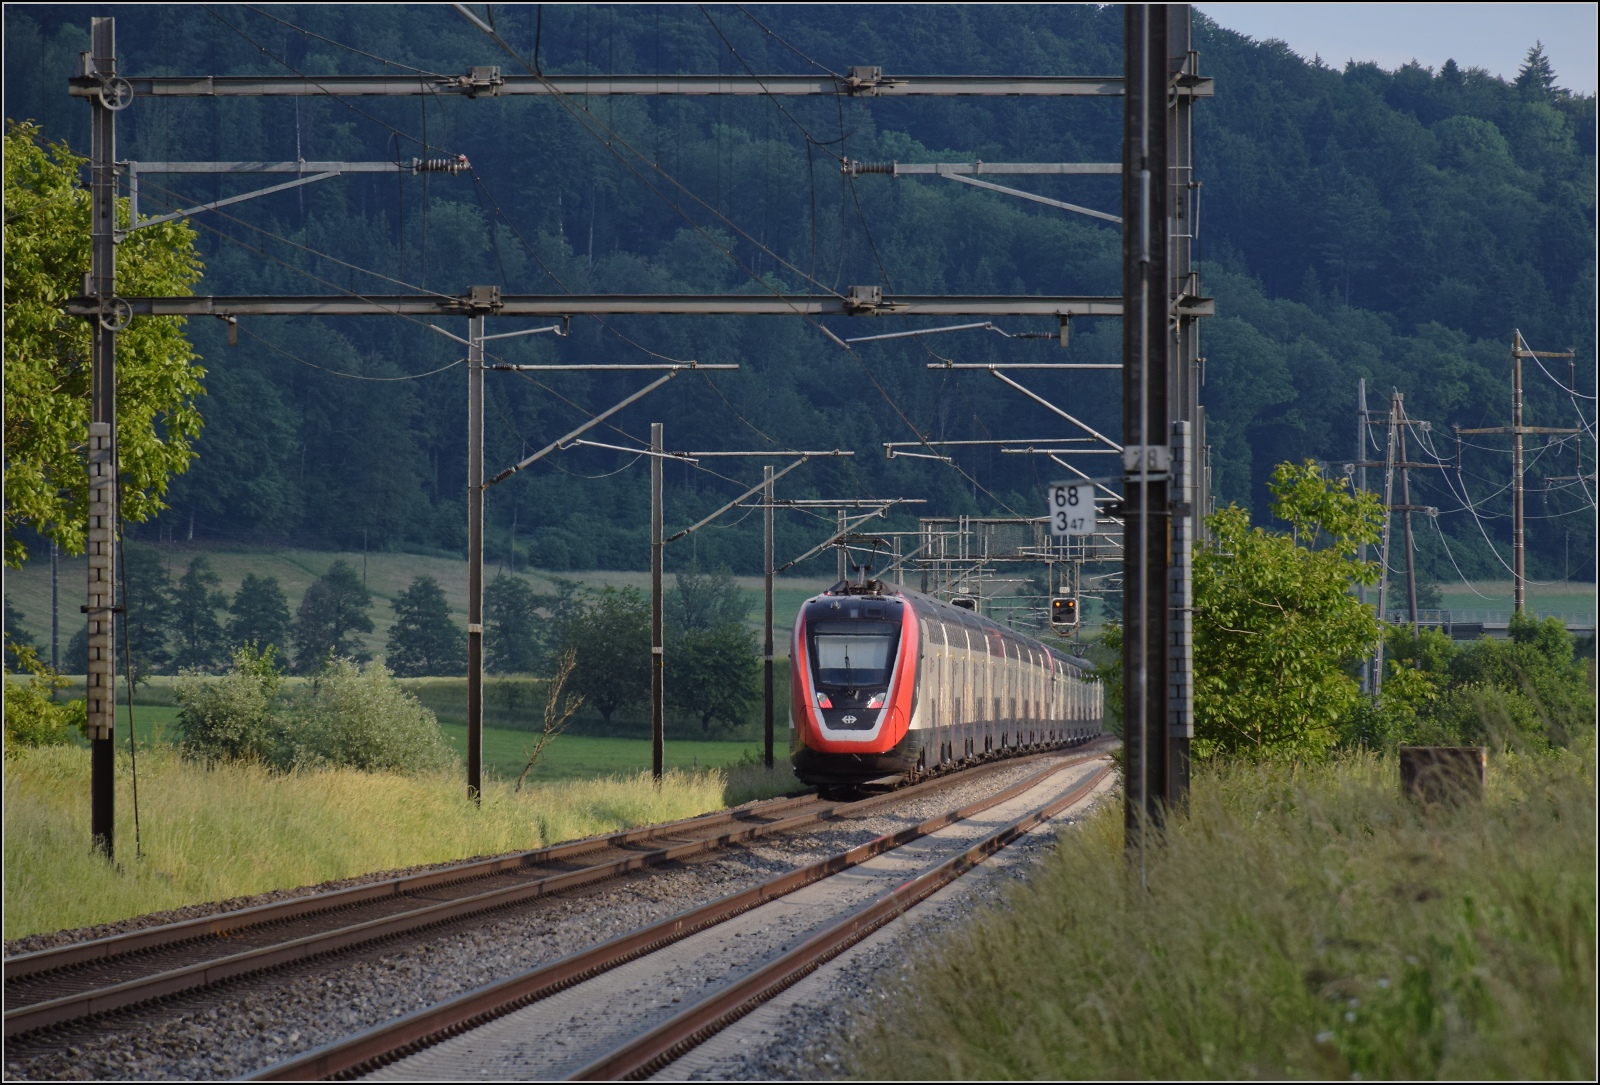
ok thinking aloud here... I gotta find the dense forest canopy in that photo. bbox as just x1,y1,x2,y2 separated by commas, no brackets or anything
5,4,1594,584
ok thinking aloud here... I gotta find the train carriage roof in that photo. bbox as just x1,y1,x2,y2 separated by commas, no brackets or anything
889,585,1097,679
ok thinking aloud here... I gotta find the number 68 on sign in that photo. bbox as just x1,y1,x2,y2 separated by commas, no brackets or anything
1048,482,1093,536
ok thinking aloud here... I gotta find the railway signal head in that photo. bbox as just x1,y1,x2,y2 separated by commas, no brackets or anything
1051,596,1080,632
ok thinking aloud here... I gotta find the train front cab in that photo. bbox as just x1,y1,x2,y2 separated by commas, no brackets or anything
790,592,922,786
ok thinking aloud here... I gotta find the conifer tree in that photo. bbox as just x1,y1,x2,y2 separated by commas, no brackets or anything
171,555,229,671
386,575,466,677
227,573,293,659
1515,42,1560,100
120,545,176,682
484,573,540,675
293,560,373,673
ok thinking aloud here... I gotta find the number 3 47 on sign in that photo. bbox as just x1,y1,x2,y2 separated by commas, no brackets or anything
1048,482,1097,536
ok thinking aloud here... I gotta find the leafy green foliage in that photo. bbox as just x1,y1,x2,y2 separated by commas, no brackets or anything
1193,462,1384,758
483,574,583,676
171,556,229,672
3,634,84,750
279,657,456,774
666,566,750,635
385,575,465,677
174,643,281,764
3,10,1587,580
3,120,205,568
292,560,373,673
668,624,761,734
175,645,455,774
227,574,293,660
563,586,650,723
3,604,40,670
1350,613,1597,752
484,574,541,676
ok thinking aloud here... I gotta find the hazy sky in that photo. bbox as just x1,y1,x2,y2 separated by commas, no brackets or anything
1198,3,1598,95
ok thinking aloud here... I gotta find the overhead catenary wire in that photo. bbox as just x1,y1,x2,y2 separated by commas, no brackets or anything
1410,419,1585,586
241,4,451,77
450,2,897,370
201,6,449,156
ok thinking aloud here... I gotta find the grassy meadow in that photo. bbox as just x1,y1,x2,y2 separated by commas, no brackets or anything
3,545,833,665
853,746,1595,1081
2,742,795,941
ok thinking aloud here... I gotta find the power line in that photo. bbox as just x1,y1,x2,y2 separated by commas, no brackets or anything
450,4,851,317
734,6,842,78
238,325,463,382
200,6,447,155
241,4,449,78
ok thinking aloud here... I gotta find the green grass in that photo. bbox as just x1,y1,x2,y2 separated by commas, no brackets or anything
2,741,797,941
4,546,833,666
851,746,1596,1080
437,722,787,784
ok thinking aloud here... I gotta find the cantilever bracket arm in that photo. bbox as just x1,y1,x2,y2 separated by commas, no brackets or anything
665,457,812,543
989,370,1123,453
485,371,681,487
776,508,897,574
126,171,339,231
942,172,1121,224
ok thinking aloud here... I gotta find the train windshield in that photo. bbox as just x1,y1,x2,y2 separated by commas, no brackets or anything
810,621,898,688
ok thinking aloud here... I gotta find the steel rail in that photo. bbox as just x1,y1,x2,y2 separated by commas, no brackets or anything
4,744,1101,1038
245,747,1113,1081
572,761,1116,1081
2,792,817,982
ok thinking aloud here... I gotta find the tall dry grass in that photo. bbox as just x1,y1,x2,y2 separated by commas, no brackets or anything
852,745,1595,1080
3,744,743,941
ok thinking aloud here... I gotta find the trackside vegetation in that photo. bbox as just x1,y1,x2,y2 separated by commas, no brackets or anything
2,745,743,942
852,746,1596,1080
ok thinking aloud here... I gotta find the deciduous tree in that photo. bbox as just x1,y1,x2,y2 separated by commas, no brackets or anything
668,624,761,733
563,586,649,723
3,120,204,568
1193,461,1383,759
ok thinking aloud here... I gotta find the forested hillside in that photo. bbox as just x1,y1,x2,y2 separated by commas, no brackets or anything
5,5,1594,583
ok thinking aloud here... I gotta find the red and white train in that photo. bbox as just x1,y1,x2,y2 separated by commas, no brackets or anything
790,582,1103,787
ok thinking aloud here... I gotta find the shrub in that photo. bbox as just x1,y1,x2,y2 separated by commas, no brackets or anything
280,657,456,773
3,637,84,751
173,644,281,763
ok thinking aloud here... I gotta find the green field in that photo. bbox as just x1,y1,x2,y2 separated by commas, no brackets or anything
438,722,787,784
1437,579,1597,621
3,546,833,666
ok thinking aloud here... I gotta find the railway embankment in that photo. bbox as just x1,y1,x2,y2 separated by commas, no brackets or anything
847,746,1595,1081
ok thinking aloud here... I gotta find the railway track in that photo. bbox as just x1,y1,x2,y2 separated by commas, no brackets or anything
4,741,1109,1041
247,753,1115,1081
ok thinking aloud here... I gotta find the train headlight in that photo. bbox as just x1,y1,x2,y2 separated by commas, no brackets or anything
814,691,833,709
865,692,886,709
